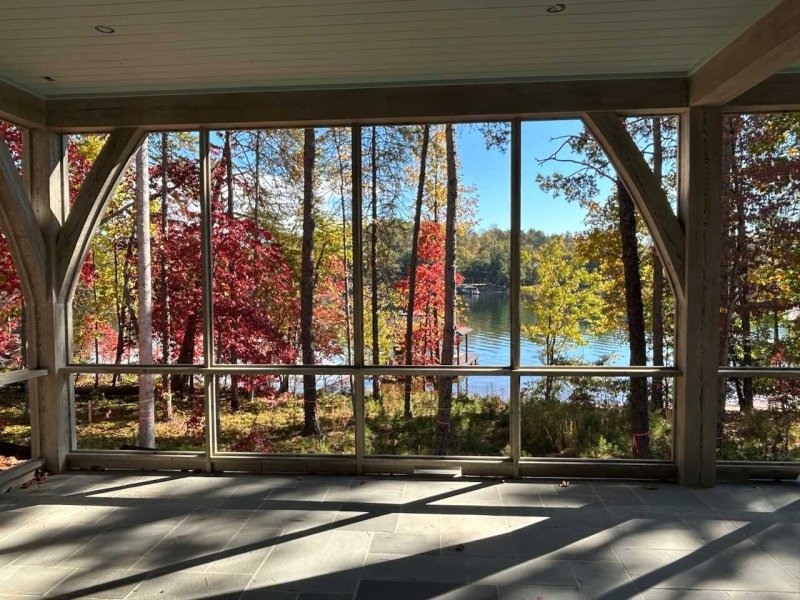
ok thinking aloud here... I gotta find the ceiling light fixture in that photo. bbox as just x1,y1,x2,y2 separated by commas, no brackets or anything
94,25,115,34
546,3,566,13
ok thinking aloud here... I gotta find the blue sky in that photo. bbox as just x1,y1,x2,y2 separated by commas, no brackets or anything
456,119,606,234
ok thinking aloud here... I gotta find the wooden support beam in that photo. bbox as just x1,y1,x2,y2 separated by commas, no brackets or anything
45,77,687,131
0,79,46,128
690,0,800,106
726,73,800,113
583,112,686,301
674,108,722,487
0,134,47,306
55,127,145,302
26,128,72,473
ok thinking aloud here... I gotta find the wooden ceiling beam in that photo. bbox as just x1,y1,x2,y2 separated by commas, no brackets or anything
44,77,687,131
583,111,686,302
690,0,800,106
0,79,46,128
56,127,145,302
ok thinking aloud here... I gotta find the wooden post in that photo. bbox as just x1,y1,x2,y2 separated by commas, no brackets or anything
675,108,722,487
28,129,71,473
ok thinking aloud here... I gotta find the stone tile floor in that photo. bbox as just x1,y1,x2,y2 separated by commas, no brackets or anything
0,472,797,599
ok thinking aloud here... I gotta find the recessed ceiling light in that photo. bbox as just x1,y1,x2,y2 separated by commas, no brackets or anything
546,3,566,13
94,25,115,34
42,76,55,82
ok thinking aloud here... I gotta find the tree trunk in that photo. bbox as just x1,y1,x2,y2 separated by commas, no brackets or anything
435,124,458,456
370,127,381,401
616,178,649,458
650,118,665,414
224,130,240,411
301,128,320,436
171,312,197,396
734,180,754,411
135,138,155,449
334,129,353,391
403,125,430,418
159,132,172,420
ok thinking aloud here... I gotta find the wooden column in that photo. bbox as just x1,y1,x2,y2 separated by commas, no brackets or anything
27,129,71,473
675,108,722,487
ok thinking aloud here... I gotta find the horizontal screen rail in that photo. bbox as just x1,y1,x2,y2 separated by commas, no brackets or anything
62,364,681,377
718,367,800,378
0,369,48,387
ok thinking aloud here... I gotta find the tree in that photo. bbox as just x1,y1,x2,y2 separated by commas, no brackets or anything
522,235,605,400
300,128,320,436
403,125,430,417
434,123,458,455
135,139,155,449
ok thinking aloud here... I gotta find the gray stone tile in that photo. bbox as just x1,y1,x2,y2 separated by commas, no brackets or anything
726,593,800,600
498,584,584,600
252,530,370,594
248,508,338,533
59,521,175,570
362,553,469,584
298,594,353,600
615,548,713,575
746,522,800,568
356,579,498,599
571,559,640,600
632,538,800,592
592,483,647,507
44,568,146,599
512,527,618,561
612,519,707,550
129,571,250,599
334,509,399,532
0,565,74,595
395,512,442,534
204,526,281,574
131,509,249,571
239,591,297,600
370,532,440,555
467,557,576,587
639,590,731,599
12,522,99,566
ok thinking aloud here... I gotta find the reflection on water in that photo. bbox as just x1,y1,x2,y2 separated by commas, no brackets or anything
461,290,627,367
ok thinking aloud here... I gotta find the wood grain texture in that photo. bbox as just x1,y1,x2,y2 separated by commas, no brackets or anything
583,112,686,302
0,134,48,306
726,73,800,113
0,79,46,127
55,127,145,302
675,107,722,487
690,0,800,105
45,77,688,131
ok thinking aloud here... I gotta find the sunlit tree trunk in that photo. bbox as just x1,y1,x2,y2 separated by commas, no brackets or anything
135,138,155,449
301,128,320,436
403,125,430,418
435,124,457,456
650,118,665,414
616,178,649,458
370,127,381,401
159,132,173,420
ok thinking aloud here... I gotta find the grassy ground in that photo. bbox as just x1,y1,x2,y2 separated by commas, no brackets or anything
2,382,798,463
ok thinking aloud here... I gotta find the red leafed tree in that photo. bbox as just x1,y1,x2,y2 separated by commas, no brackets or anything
0,121,25,370
395,220,463,365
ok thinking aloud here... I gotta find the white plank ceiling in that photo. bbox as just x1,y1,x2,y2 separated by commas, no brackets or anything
0,0,782,98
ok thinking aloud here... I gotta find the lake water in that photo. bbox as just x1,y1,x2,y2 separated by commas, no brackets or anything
461,290,628,367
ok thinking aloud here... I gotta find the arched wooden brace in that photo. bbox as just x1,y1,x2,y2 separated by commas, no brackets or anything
0,133,47,308
55,127,146,304
582,112,686,304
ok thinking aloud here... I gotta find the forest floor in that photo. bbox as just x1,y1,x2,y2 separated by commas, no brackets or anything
1,384,799,467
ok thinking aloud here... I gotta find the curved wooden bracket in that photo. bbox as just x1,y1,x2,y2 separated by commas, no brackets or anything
55,127,145,303
0,135,47,306
582,112,686,302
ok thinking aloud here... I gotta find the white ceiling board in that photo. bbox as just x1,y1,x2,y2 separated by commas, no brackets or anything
0,0,780,98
